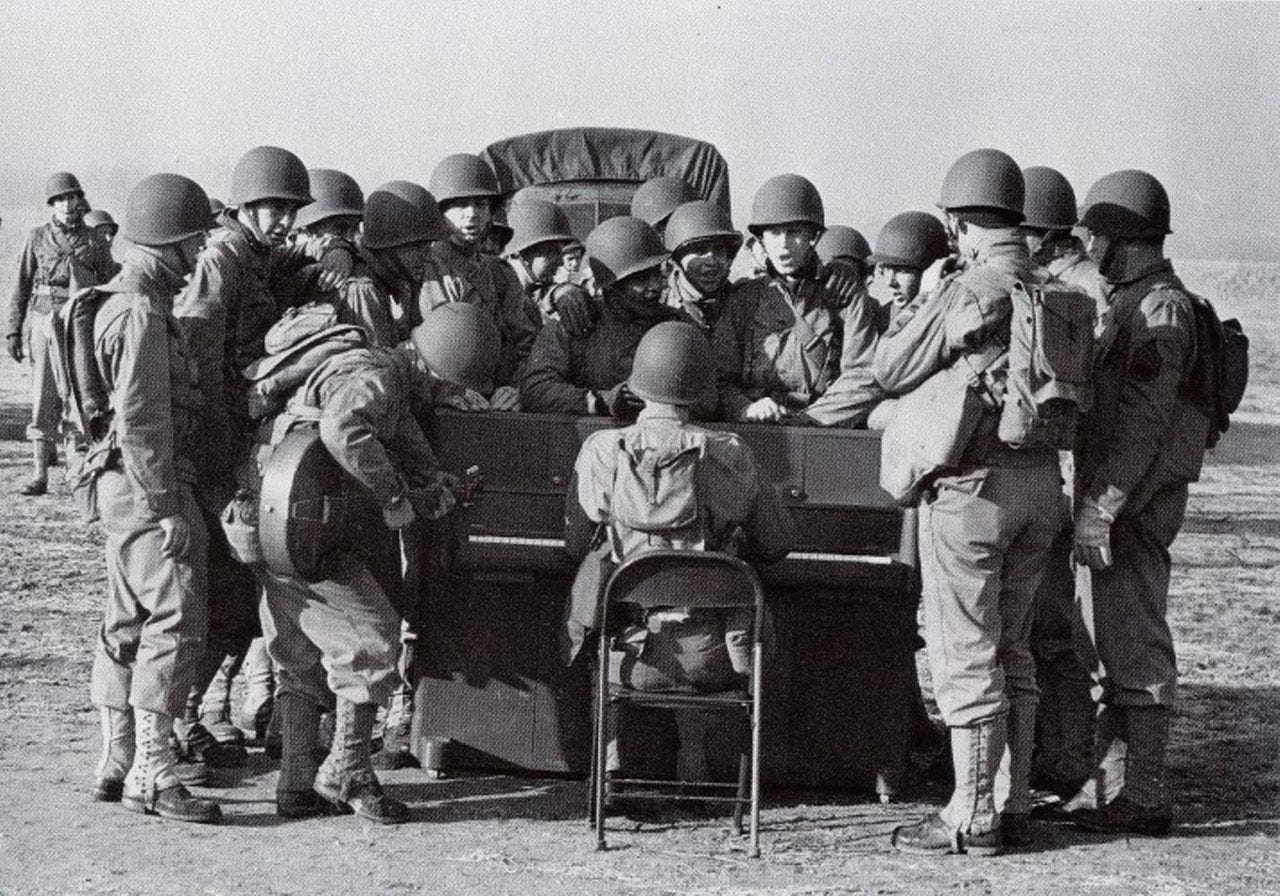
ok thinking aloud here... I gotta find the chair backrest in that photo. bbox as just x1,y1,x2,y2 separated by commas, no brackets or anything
601,549,766,633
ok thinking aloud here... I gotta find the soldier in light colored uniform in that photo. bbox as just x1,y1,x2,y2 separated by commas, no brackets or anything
420,154,540,409
882,150,1062,855
257,304,497,822
565,321,794,779
86,173,220,824
7,172,115,495
1063,170,1209,836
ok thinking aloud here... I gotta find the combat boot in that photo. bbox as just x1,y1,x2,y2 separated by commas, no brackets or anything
276,693,337,818
175,691,247,767
995,699,1036,847
199,654,246,746
1072,706,1172,836
92,706,134,802
121,709,222,824
20,440,49,496
892,716,1005,856
371,682,417,770
1032,672,1095,799
235,638,276,743
1055,704,1127,815
314,698,410,824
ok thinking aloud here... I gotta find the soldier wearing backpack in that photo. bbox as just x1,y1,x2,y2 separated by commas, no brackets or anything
82,173,221,824
564,321,794,784
1061,170,1212,836
878,150,1063,856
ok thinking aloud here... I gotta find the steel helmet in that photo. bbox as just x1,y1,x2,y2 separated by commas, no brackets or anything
45,172,84,203
410,303,501,393
630,177,696,229
938,149,1024,220
362,180,447,250
1020,166,1078,231
584,216,667,289
83,210,117,232
663,200,743,255
428,154,499,205
294,169,364,229
815,225,871,267
1079,169,1172,239
507,198,573,255
227,146,313,208
627,321,712,406
122,173,211,246
749,174,825,233
868,212,950,270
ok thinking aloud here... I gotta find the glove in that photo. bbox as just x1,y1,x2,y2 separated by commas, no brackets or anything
316,240,356,290
821,258,867,309
7,333,23,363
1072,488,1125,570
552,284,597,337
382,495,417,530
442,387,491,412
596,384,645,420
408,472,462,521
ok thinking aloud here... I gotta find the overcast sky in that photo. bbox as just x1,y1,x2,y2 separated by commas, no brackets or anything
1,1,1277,259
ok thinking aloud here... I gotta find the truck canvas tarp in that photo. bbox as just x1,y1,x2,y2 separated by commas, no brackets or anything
481,127,731,238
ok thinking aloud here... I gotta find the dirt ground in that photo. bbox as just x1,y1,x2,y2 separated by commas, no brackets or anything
0,346,1276,896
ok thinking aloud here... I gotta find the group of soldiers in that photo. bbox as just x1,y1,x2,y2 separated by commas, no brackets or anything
5,142,1210,855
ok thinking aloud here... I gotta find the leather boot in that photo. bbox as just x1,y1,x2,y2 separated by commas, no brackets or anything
235,638,276,742
371,682,417,770
1073,706,1172,835
314,698,410,824
121,709,222,824
92,706,134,802
995,699,1036,847
20,440,48,496
1061,704,1127,813
892,716,1004,856
175,688,247,767
276,693,335,818
1033,671,1095,799
199,653,246,746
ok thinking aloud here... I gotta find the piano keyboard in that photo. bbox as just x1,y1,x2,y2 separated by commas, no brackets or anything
466,535,895,566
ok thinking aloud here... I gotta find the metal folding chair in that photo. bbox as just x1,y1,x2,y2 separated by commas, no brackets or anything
589,549,766,858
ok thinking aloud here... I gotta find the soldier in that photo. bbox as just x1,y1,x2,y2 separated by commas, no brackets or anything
815,225,872,284
565,321,794,785
504,196,586,327
422,153,539,409
519,216,674,416
557,239,587,285
84,210,120,252
1017,167,1105,800
881,150,1061,855
1062,171,1208,836
171,146,316,768
630,175,697,239
802,211,949,429
7,172,115,495
258,304,499,822
85,173,221,823
713,174,847,423
662,200,743,335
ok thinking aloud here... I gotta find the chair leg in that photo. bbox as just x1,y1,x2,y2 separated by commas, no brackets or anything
594,651,609,851
733,750,748,835
587,678,599,826
749,644,763,859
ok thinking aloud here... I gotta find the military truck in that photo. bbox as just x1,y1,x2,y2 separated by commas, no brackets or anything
413,128,920,795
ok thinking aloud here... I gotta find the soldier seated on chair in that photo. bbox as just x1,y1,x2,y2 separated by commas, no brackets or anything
563,321,795,786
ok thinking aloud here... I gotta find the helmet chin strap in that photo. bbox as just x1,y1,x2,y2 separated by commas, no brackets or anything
236,205,271,248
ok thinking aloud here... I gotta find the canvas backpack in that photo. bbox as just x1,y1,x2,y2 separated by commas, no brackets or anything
1183,291,1249,448
606,432,708,561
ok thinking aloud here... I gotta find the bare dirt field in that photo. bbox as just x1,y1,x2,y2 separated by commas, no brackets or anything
0,261,1277,895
